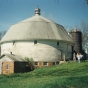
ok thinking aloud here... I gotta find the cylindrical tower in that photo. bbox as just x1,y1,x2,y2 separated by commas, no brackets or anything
70,28,82,53
0,45,1,56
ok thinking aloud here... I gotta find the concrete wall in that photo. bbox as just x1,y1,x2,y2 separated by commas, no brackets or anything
1,40,72,61
70,30,82,53
0,45,1,56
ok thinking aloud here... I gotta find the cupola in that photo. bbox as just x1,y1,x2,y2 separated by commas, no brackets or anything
35,7,41,15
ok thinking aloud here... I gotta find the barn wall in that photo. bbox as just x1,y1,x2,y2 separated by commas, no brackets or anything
2,62,14,74
34,61,60,68
1,42,12,55
1,40,72,61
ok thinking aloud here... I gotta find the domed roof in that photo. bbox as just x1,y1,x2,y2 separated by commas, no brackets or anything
1,8,73,44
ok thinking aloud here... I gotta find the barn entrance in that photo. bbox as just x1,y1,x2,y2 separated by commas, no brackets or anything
0,62,2,74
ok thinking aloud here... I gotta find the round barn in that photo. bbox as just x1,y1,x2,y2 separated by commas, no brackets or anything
0,8,74,69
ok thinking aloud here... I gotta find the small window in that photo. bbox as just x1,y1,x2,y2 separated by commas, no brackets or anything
34,62,38,66
44,62,47,66
57,42,59,45
52,62,55,65
13,41,15,45
56,61,59,65
34,40,37,44
6,64,9,70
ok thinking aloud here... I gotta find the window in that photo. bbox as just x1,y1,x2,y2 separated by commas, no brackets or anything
34,62,38,66
34,40,37,44
52,62,55,65
57,42,59,45
56,61,59,65
6,64,9,70
13,41,15,45
44,62,47,66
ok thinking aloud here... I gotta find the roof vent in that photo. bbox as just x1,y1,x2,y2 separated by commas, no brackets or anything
35,7,41,15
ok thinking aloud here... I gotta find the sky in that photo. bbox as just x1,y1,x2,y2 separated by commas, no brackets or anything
0,0,88,31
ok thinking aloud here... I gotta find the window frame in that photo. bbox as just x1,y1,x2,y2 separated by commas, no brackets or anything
57,42,59,46
34,62,38,66
6,64,10,70
44,62,48,66
52,62,56,65
34,40,37,44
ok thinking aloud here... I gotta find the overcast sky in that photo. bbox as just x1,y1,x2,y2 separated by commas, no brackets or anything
0,0,88,31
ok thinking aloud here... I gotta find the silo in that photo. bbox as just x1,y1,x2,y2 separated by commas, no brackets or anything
70,28,82,53
0,45,1,56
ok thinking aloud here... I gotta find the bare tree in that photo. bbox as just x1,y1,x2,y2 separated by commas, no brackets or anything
87,0,88,4
0,31,6,56
54,0,88,4
0,31,7,40
80,21,88,49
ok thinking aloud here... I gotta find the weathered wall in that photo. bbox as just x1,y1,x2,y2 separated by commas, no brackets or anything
1,40,72,61
0,45,1,56
34,61,60,68
70,30,82,53
14,62,27,73
2,62,14,74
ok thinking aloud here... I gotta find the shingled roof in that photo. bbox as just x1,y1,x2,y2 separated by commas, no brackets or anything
0,54,26,62
1,8,73,44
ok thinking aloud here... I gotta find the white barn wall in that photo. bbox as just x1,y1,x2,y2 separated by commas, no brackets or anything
1,43,12,54
1,40,72,61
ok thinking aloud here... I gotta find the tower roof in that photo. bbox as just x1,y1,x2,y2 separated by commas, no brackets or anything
1,8,73,44
35,7,41,15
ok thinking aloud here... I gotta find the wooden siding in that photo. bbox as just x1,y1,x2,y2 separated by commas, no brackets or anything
14,62,27,73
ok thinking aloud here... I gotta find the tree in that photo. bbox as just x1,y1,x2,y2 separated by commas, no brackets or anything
87,0,88,4
54,0,88,4
25,57,34,71
80,21,88,49
0,31,7,56
0,31,7,40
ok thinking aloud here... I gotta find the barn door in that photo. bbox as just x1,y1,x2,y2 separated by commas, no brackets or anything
0,62,2,74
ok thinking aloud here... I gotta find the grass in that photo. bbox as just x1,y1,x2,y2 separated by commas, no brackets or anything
0,61,88,88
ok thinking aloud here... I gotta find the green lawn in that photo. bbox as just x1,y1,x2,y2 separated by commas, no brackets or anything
0,61,88,88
